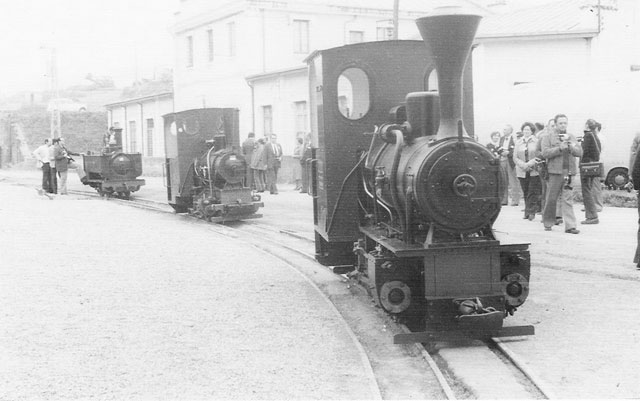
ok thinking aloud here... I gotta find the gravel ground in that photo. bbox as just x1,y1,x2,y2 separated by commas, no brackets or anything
4,167,640,399
0,182,380,400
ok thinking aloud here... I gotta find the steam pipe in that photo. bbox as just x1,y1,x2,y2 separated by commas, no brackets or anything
389,129,406,235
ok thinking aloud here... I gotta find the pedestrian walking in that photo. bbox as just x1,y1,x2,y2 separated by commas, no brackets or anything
242,132,256,189
251,138,267,192
53,138,70,195
541,114,583,234
265,134,282,195
48,139,58,194
579,119,602,225
32,138,52,192
60,137,86,184
537,119,553,212
500,124,522,206
592,122,604,210
514,122,542,221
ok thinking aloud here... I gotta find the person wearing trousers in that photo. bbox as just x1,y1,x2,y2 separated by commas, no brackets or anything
540,114,583,234
250,138,267,192
579,119,602,225
241,132,256,189
514,123,542,221
48,141,57,193
500,124,523,206
32,139,51,192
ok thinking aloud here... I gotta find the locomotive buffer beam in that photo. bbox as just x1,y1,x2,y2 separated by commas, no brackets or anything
394,324,535,344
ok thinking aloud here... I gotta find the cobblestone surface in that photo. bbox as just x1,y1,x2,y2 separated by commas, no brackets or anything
0,182,379,400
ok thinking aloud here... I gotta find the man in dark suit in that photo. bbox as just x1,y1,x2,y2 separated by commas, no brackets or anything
241,132,256,189
265,134,282,194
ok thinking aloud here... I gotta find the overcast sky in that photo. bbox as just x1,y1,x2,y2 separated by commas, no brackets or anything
0,0,177,97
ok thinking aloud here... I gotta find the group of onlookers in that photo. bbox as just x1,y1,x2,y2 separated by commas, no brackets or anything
241,132,311,195
32,137,85,195
486,114,603,235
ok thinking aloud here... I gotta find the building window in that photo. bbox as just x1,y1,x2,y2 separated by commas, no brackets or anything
376,27,394,41
349,31,364,44
129,121,137,152
263,105,273,136
186,35,194,67
293,20,309,54
294,101,307,134
146,118,154,156
227,22,236,56
207,29,214,62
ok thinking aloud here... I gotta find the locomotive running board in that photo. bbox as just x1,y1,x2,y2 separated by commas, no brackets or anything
394,325,535,344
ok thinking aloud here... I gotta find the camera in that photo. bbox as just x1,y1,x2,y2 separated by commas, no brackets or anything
558,133,567,141
496,146,505,154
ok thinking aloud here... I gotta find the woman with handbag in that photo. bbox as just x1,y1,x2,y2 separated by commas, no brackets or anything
579,119,602,225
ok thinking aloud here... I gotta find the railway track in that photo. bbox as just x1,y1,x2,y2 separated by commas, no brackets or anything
59,186,547,399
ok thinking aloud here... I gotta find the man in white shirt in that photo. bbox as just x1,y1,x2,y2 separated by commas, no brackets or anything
32,139,52,192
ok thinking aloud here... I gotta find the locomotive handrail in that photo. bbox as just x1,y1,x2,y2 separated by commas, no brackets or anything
361,174,393,223
325,153,367,235
389,130,407,240
309,158,318,198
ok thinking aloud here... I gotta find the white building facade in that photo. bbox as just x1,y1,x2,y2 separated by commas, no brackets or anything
472,0,640,169
171,0,640,172
105,92,174,158
171,0,486,155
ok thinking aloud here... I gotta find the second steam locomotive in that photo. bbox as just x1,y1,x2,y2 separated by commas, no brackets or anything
307,7,533,342
81,127,145,198
163,108,263,222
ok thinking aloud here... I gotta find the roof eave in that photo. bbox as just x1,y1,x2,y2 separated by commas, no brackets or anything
105,92,174,108
245,66,307,83
476,29,599,43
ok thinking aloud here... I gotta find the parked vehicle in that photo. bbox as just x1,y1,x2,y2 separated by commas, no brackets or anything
47,98,87,112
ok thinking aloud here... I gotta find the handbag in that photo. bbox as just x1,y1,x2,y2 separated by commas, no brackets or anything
579,161,603,177
579,132,603,177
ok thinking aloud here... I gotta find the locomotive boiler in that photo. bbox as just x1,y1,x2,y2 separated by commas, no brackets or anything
82,127,145,198
307,7,533,342
163,108,263,222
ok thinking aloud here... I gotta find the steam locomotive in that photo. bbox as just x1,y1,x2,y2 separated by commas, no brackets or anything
82,127,145,199
307,7,533,342
163,108,263,222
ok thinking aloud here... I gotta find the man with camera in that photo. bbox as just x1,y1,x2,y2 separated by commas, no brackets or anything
579,119,602,225
540,114,583,233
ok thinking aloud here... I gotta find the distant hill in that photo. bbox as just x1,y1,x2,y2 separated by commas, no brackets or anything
5,108,107,156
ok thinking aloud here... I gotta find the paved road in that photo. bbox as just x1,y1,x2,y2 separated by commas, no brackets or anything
0,181,382,399
3,167,640,398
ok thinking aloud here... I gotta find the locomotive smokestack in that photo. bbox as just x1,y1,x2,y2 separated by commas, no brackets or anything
416,7,482,141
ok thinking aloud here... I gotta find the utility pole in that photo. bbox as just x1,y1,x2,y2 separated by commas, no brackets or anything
393,0,399,39
42,46,61,139
50,47,61,139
